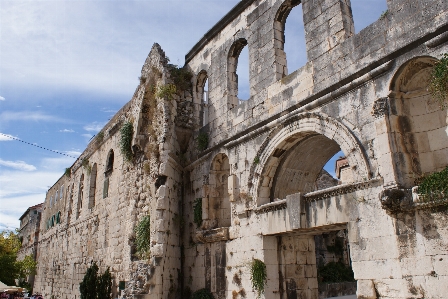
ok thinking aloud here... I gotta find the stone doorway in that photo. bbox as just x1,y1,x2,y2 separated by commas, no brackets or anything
276,229,356,299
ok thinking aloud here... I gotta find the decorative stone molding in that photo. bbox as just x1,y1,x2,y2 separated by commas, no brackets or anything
371,97,389,118
380,185,448,212
379,187,411,211
304,179,381,202
254,199,287,215
195,227,229,243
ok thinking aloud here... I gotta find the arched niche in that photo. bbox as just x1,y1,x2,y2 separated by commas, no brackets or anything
253,112,370,205
203,153,232,229
388,56,447,186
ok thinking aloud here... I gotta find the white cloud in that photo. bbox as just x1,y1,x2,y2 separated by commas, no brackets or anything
65,150,82,157
0,111,64,123
0,159,36,171
0,96,5,101
0,193,46,230
59,129,74,133
0,133,15,141
40,155,77,171
82,133,93,139
101,108,116,113
83,121,106,133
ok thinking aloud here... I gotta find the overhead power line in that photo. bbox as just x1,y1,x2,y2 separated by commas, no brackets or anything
0,133,79,159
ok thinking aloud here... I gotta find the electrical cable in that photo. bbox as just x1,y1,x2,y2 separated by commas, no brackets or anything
0,132,79,159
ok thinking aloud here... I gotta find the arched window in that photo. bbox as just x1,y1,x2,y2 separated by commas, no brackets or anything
88,163,97,209
50,196,53,207
196,70,209,126
106,150,114,173
228,38,249,106
274,0,306,78
60,185,64,199
203,154,231,229
104,150,113,199
77,174,84,219
55,190,58,203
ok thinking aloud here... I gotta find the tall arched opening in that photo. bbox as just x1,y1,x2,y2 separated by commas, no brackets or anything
252,113,370,299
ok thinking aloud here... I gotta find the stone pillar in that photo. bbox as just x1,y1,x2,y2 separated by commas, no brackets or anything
302,0,355,61
279,235,318,299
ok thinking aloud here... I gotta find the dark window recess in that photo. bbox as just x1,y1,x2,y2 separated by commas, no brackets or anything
155,175,167,189
103,178,109,199
119,281,126,290
106,150,114,174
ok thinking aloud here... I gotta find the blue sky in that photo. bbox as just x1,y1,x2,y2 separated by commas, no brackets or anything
0,0,387,230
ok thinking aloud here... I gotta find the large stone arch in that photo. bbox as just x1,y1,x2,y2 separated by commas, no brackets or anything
252,112,371,205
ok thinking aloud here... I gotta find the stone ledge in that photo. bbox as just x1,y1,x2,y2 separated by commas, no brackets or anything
195,227,229,243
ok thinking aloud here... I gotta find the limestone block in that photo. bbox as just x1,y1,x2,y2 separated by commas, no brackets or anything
156,197,168,210
413,112,442,133
427,126,448,151
228,174,239,202
154,219,167,232
286,193,302,230
356,279,377,299
433,254,448,276
156,185,168,198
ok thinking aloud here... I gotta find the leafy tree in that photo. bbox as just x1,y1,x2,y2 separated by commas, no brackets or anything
0,230,37,286
79,262,113,299
97,267,112,299
80,262,99,299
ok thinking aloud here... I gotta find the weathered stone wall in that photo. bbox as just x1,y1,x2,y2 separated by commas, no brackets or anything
33,44,188,299
29,0,448,298
182,0,448,298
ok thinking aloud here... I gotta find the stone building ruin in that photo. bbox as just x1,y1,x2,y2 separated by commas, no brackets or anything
28,0,448,298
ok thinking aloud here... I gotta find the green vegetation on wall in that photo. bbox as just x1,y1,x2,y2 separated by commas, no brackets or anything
167,64,193,93
193,198,202,228
120,121,134,162
135,215,151,259
317,261,355,283
418,166,448,198
429,53,448,109
65,167,72,178
82,159,91,174
192,288,214,299
197,132,208,151
250,259,267,298
96,131,104,144
156,84,177,100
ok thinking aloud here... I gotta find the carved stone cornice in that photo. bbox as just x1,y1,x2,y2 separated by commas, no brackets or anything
380,186,448,212
254,200,287,215
304,179,381,202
